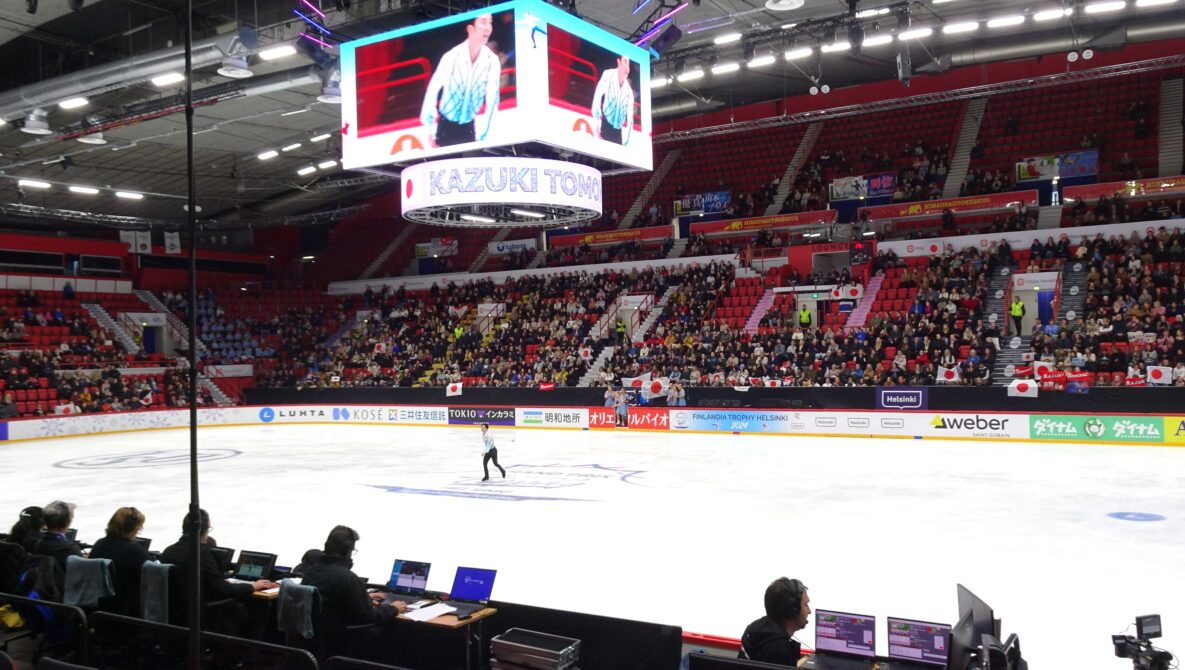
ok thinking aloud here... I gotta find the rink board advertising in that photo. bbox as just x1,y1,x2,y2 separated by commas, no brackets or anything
5,405,1185,447
340,0,651,170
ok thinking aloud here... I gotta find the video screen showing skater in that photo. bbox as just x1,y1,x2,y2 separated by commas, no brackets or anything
389,559,431,591
350,8,517,149
547,23,641,147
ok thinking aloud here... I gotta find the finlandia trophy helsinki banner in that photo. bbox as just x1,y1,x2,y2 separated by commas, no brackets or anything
339,0,652,171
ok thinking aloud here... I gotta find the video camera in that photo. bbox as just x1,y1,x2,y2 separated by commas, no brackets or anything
1113,615,1173,670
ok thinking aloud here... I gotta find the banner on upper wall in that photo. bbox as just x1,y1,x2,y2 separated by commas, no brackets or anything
829,176,867,202
673,191,731,217
488,238,537,256
549,225,670,248
1015,149,1099,182
415,237,459,258
866,171,898,198
1062,175,1185,202
858,190,1038,221
689,209,837,236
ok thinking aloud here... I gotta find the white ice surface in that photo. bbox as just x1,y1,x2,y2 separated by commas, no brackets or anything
1,423,1182,668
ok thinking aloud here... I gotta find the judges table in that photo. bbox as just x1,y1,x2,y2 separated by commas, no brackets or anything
252,585,496,669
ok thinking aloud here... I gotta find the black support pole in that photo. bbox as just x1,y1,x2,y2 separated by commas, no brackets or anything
183,1,202,667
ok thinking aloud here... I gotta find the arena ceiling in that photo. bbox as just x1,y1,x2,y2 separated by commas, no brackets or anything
0,0,1181,230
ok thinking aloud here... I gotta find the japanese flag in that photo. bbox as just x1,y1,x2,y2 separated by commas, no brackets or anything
579,346,593,361
373,342,387,354
643,377,669,399
1033,360,1055,379
1147,365,1173,385
763,377,782,388
1007,379,1039,397
446,382,463,397
938,365,961,382
620,373,651,389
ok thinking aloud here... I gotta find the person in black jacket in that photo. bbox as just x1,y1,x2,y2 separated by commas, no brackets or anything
159,508,275,635
33,501,82,572
7,506,43,554
301,526,406,661
739,577,811,666
88,507,154,616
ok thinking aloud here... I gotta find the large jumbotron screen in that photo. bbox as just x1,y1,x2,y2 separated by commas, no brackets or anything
339,0,652,171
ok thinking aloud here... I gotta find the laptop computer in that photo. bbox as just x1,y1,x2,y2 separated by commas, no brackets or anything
135,537,152,551
228,550,276,582
380,559,433,605
211,546,235,573
810,609,876,670
447,566,496,618
887,616,951,668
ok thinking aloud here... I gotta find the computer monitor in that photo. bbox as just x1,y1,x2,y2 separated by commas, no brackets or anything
948,609,977,670
814,609,876,659
135,537,151,550
956,584,998,639
887,616,951,667
687,653,791,670
233,550,276,580
388,559,431,593
449,566,496,603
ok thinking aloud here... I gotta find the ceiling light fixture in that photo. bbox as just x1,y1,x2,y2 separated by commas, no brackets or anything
77,132,107,145
68,185,99,194
748,54,777,67
309,133,332,142
218,56,253,78
785,46,814,59
942,21,979,33
301,255,316,260
281,143,302,152
115,191,143,200
650,76,669,89
151,72,185,87
297,166,317,175
259,44,298,60
460,214,496,224
1034,7,1074,19
862,34,894,46
855,7,890,18
257,150,279,160
317,160,337,169
18,179,52,189
898,26,933,39
986,15,1025,28
714,32,742,44
58,97,88,110
511,209,546,218
21,109,51,135
677,68,704,81
820,40,851,52
711,62,740,74
1084,0,1125,11
1135,0,1175,6
780,22,797,30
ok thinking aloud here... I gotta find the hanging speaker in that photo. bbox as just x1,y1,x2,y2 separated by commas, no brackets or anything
649,24,683,57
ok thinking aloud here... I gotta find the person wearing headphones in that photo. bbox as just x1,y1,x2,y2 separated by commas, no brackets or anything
89,506,155,616
301,525,406,661
739,577,811,666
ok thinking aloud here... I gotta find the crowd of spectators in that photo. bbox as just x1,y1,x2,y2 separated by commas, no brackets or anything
537,238,674,268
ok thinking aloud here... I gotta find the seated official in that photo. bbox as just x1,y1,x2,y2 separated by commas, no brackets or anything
739,577,811,667
159,509,276,634
301,526,406,660
88,507,154,616
33,501,82,571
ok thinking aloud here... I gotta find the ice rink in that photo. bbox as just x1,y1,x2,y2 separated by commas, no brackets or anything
2,422,1182,668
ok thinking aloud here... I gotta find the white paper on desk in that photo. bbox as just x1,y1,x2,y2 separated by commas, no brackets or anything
402,603,456,622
